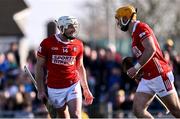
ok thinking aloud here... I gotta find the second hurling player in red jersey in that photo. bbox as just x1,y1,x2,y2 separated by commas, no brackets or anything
115,5,180,118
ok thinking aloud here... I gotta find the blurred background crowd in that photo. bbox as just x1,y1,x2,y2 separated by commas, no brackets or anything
0,0,180,118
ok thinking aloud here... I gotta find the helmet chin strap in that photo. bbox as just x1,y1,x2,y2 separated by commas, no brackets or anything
119,12,136,32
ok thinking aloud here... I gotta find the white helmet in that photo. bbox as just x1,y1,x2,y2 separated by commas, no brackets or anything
56,16,79,35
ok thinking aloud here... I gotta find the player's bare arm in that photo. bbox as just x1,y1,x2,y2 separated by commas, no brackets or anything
127,36,156,78
35,56,47,101
138,36,156,67
77,56,94,105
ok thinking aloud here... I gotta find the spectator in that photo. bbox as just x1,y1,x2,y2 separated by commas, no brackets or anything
7,42,20,67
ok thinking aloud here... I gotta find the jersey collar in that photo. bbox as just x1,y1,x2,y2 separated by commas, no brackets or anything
55,34,74,44
132,20,140,36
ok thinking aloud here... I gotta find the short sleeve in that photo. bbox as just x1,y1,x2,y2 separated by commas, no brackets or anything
37,40,47,58
76,41,84,67
137,24,152,42
78,42,84,58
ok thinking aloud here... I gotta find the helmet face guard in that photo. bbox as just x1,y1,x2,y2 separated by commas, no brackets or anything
56,16,79,39
118,12,136,32
63,24,79,39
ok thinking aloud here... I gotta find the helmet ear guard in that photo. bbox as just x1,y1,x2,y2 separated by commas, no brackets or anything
55,20,64,33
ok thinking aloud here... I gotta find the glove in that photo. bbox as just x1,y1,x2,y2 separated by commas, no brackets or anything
122,57,143,82
122,57,134,73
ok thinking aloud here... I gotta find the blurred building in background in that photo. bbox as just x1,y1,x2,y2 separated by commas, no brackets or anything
0,0,28,52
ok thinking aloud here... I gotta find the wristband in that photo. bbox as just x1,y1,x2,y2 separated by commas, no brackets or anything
134,62,141,70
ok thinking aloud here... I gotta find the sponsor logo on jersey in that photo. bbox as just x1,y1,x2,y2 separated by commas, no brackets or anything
51,47,58,50
52,55,76,66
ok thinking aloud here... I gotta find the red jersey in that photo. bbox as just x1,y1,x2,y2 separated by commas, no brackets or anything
37,34,83,88
131,21,171,80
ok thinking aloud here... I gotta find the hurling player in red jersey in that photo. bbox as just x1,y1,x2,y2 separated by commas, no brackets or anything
35,16,94,118
115,5,180,118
